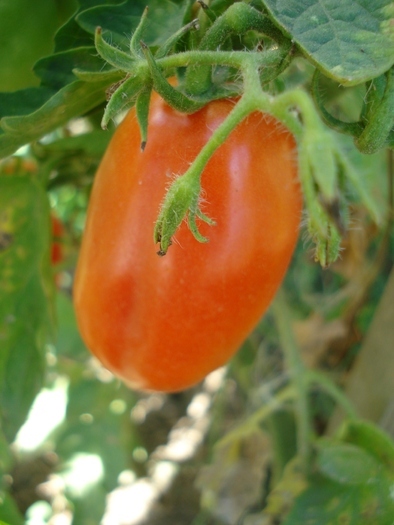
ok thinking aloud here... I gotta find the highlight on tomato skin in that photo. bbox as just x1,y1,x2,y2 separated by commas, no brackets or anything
73,91,302,393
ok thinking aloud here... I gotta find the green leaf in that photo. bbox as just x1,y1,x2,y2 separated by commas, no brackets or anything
0,493,24,525
77,0,189,48
0,79,109,158
316,441,381,485
34,47,109,89
54,295,138,487
55,374,138,491
0,427,12,476
283,472,394,525
44,129,113,157
55,292,88,361
54,15,94,53
262,0,394,85
68,483,107,525
0,87,56,120
0,0,67,91
0,174,54,442
338,420,394,473
53,0,121,54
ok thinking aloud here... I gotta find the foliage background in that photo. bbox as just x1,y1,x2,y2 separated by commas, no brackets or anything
0,1,393,524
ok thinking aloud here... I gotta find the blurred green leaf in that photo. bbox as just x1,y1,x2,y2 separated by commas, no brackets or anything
284,470,394,525
0,429,12,477
52,293,139,506
264,425,394,525
0,493,24,525
0,174,53,441
338,419,394,472
316,440,381,485
56,292,88,361
54,15,94,53
54,0,126,53
70,482,107,525
54,367,138,490
34,47,110,90
0,88,56,120
45,130,113,158
0,79,110,158
262,0,394,85
0,0,71,91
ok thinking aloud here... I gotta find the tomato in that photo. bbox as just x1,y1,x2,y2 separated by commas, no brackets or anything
51,215,64,265
73,92,302,392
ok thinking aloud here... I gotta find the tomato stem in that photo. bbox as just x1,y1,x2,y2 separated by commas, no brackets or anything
217,384,297,449
355,66,394,154
153,88,259,254
305,370,358,420
271,289,314,471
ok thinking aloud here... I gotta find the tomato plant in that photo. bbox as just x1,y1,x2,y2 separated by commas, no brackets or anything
1,2,393,523
74,91,302,392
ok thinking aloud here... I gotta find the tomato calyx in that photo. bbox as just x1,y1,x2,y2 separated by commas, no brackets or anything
94,3,291,135
87,4,385,266
154,172,215,256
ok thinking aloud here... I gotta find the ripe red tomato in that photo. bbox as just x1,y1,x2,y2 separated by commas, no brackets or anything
74,92,302,392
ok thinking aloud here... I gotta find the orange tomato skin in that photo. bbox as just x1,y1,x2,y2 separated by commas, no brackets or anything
74,93,302,392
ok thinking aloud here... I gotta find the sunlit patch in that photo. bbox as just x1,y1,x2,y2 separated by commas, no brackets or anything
109,398,127,414
187,392,211,418
25,500,53,525
14,377,69,452
61,453,104,498
101,369,227,523
130,393,166,423
102,478,159,525
204,366,227,392
132,446,148,463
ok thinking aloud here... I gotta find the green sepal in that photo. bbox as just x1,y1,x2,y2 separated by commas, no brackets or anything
154,173,215,256
197,0,217,23
155,18,200,59
101,75,144,129
135,87,152,150
72,68,123,84
306,202,342,268
300,157,342,267
311,220,342,269
130,7,149,59
140,41,204,114
302,130,337,202
95,26,136,72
